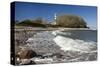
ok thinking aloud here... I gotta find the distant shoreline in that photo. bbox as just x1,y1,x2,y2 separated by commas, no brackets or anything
15,26,96,31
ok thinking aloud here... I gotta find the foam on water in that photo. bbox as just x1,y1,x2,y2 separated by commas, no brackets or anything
53,35,97,52
26,31,97,53
52,31,71,36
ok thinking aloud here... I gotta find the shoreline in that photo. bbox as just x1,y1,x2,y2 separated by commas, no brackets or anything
15,27,97,65
15,27,96,31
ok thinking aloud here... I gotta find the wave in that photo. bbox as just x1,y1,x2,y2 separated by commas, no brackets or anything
52,31,71,36
53,35,97,52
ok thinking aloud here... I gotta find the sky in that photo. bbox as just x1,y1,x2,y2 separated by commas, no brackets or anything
15,2,97,29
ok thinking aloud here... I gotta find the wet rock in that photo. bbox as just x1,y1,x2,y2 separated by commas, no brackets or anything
52,53,63,58
17,47,37,59
20,59,36,65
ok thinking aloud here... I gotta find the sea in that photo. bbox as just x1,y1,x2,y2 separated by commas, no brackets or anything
26,29,97,62
53,30,97,52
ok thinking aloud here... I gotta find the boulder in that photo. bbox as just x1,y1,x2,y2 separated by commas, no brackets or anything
17,47,37,59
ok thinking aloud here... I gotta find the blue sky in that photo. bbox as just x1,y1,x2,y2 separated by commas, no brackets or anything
15,2,97,29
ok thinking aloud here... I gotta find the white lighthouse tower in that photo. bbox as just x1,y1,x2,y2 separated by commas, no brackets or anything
53,13,57,25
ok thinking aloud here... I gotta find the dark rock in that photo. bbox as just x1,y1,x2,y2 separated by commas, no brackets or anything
17,47,37,59
52,53,63,58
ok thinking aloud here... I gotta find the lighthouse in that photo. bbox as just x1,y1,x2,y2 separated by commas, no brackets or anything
54,13,57,20
54,13,57,25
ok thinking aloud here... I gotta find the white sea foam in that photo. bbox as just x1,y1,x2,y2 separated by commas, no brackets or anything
52,31,71,36
53,35,97,52
26,31,97,53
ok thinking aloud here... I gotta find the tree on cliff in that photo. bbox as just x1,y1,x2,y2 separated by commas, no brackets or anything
56,14,87,28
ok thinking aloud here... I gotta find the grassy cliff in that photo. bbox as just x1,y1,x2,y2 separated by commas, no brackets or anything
56,15,87,28
16,15,88,28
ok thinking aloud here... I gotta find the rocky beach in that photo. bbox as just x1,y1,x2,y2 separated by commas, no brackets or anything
15,27,97,65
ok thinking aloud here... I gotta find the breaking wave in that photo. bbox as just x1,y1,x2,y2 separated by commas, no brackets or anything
53,31,97,53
